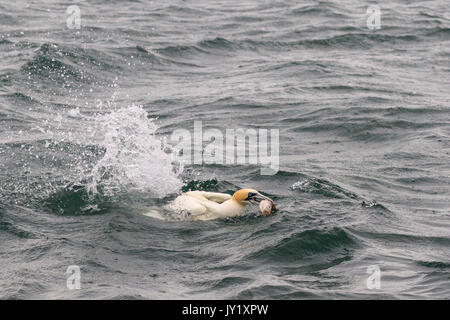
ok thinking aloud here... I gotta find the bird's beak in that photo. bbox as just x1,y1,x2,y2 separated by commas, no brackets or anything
248,192,272,205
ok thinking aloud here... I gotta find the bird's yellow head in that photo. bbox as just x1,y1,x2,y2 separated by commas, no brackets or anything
232,188,271,205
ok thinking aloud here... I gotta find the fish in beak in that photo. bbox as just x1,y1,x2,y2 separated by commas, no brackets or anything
259,199,275,216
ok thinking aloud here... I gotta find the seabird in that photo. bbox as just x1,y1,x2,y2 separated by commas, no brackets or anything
167,189,273,221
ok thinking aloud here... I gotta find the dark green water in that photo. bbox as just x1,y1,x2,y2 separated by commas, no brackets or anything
0,0,449,299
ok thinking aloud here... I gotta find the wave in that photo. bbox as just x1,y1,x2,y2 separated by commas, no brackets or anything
417,261,450,269
290,117,445,142
19,43,120,87
152,31,428,62
349,229,450,247
247,227,358,263
291,177,359,200
21,47,94,85
41,184,112,216
0,39,13,45
0,219,38,239
425,26,450,37
113,45,203,68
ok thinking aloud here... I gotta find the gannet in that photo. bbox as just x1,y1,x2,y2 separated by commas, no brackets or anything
168,189,273,221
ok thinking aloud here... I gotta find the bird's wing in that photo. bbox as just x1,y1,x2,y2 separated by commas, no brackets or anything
171,194,207,216
197,191,231,203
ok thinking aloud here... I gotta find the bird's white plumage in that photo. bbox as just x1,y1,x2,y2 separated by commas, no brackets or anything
166,191,245,221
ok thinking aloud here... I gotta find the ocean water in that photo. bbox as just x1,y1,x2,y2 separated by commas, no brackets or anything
0,0,449,299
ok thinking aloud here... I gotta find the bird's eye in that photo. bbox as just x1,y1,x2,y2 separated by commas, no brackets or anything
246,192,256,199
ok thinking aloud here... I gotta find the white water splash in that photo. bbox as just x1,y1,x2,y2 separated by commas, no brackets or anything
84,104,183,198
34,101,183,199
